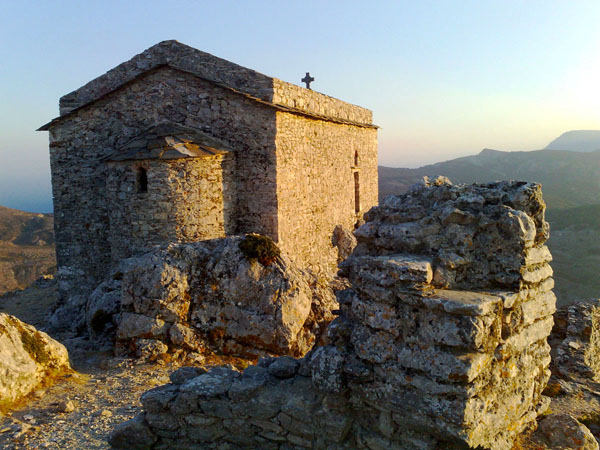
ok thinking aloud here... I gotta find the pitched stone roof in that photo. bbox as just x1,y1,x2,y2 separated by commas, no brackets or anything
103,123,232,162
38,40,377,131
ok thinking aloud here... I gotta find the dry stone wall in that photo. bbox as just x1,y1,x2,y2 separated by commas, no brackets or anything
106,155,235,263
110,178,555,450
551,299,600,381
271,78,373,124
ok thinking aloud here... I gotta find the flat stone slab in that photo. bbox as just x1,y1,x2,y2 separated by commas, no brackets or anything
422,290,502,317
341,254,433,286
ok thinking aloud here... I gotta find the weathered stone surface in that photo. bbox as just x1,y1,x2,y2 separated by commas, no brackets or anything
42,40,378,332
0,313,71,408
310,346,345,393
108,414,157,450
357,177,550,291
111,180,555,450
267,356,300,379
534,413,599,450
180,367,238,398
552,299,600,381
86,279,121,339
111,236,337,358
115,313,169,340
169,366,206,384
133,339,169,361
332,225,357,264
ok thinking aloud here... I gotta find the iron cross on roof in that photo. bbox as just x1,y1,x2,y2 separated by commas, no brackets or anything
301,72,314,89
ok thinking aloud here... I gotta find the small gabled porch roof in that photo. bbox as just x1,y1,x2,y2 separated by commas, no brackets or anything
103,122,232,162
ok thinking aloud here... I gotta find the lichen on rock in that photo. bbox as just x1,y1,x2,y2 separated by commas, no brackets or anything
238,233,281,266
0,313,71,410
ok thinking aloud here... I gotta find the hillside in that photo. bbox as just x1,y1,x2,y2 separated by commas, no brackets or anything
379,148,600,209
0,206,55,294
546,205,600,305
545,130,600,152
379,149,600,306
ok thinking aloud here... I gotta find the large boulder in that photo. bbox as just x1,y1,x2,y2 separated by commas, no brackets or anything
0,313,71,408
92,235,337,359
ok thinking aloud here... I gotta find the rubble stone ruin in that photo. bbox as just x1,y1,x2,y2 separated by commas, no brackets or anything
37,40,379,329
110,178,556,450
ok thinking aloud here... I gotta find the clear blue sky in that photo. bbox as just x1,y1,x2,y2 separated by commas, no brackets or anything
1,0,599,212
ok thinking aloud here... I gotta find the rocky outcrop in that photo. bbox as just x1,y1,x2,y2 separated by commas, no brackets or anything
550,298,600,381
332,225,357,264
532,414,599,450
89,235,337,360
111,178,555,450
0,313,71,409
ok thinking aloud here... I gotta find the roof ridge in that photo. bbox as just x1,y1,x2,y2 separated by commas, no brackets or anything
58,40,275,116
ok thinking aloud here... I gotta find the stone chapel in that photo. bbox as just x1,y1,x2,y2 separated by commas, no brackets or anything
38,40,378,297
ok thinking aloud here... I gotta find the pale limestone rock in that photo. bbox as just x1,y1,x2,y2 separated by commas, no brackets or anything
133,339,169,361
116,313,169,340
112,236,336,358
332,225,357,264
0,313,71,407
536,414,599,450
86,278,120,338
110,180,555,450
58,399,75,413
552,299,600,381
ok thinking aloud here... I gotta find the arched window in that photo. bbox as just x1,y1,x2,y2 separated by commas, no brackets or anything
354,150,359,166
137,167,148,193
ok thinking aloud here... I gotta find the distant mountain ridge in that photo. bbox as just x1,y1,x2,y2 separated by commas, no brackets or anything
545,130,600,152
379,148,600,209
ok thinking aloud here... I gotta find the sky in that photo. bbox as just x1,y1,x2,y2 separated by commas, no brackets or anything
1,1,599,213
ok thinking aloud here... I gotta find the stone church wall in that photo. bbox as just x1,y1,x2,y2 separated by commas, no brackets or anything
49,66,279,297
57,40,374,126
272,79,373,124
106,155,235,264
110,179,555,450
274,112,378,273
45,43,379,330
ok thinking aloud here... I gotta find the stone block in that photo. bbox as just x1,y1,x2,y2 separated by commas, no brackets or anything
116,312,169,340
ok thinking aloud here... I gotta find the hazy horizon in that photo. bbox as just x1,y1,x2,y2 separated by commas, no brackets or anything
1,1,599,213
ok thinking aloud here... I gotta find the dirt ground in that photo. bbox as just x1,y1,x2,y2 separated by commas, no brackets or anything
0,284,251,450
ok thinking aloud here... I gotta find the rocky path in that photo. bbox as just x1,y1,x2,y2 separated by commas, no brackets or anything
0,284,175,449
0,282,252,450
0,354,173,450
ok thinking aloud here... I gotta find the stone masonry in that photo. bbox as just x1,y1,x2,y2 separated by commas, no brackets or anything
110,178,555,450
105,123,236,264
38,40,378,321
551,298,600,382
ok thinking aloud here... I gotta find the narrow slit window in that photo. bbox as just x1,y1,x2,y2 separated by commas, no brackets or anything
137,167,148,193
354,172,360,213
354,150,359,166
